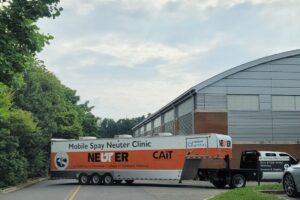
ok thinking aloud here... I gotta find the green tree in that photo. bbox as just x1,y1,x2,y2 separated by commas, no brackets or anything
0,0,62,85
15,63,99,139
9,110,48,178
0,83,28,187
0,0,102,187
98,116,145,138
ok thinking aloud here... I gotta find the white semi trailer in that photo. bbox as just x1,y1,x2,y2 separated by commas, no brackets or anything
50,133,232,185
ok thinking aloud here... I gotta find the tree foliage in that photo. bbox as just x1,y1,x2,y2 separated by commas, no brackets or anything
0,0,144,188
0,83,30,187
0,0,62,85
98,116,145,138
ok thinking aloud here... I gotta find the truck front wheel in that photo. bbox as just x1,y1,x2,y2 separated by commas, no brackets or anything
79,173,90,185
230,174,246,188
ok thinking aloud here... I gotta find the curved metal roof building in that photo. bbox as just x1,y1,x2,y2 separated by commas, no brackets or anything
132,49,300,167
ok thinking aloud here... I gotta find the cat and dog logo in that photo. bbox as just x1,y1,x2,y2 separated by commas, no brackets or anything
54,152,69,170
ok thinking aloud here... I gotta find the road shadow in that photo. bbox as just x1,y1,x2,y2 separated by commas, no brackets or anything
48,180,229,190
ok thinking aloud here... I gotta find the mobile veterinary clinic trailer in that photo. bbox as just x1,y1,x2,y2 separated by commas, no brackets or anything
50,133,232,185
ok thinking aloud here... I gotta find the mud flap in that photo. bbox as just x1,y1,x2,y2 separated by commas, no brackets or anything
180,159,202,181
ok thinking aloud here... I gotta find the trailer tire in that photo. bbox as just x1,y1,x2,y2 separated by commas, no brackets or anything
230,174,246,188
79,173,90,185
103,173,114,185
91,173,102,185
125,180,134,184
211,180,227,188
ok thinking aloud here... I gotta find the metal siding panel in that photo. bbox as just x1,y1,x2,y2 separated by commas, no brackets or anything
196,93,205,110
227,87,271,94
204,94,227,111
269,57,300,65
272,112,300,141
153,117,161,128
272,80,300,88
247,64,300,72
200,86,227,94
210,79,227,86
246,64,270,72
178,113,193,135
228,71,271,79
271,72,300,80
164,109,174,123
260,95,271,110
164,121,174,134
224,79,271,87
260,95,271,103
153,127,161,134
228,111,272,141
178,98,193,117
272,88,300,95
269,64,300,72
260,102,271,110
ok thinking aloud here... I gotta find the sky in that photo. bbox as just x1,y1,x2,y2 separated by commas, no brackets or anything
38,0,300,120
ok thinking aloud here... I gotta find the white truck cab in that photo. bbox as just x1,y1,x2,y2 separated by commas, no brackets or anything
240,150,298,181
259,151,298,180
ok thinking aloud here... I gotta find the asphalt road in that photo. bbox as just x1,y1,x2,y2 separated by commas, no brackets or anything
0,179,228,200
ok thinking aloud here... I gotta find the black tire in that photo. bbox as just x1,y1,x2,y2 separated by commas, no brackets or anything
125,180,134,184
230,174,246,188
103,173,114,185
283,173,298,197
91,173,102,185
211,180,227,188
79,173,90,185
114,180,123,184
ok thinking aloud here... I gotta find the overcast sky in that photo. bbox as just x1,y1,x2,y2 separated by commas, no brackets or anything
38,0,300,120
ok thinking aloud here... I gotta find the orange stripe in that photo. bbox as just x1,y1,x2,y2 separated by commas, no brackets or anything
51,148,232,171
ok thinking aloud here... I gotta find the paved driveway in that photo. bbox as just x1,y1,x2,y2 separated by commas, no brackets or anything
0,179,227,200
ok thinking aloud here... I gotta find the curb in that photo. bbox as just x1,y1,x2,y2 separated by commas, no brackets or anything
0,177,49,194
204,195,216,200
257,190,285,195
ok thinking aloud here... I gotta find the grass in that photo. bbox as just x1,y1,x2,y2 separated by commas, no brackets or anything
210,184,282,200
252,183,282,190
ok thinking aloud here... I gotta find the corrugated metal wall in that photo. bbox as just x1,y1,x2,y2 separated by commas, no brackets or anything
153,116,161,135
197,55,300,142
196,94,227,111
134,55,300,141
163,109,175,134
177,98,193,135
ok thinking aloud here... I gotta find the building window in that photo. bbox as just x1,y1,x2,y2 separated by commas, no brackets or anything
296,96,300,110
178,98,193,117
146,122,151,131
272,96,300,111
164,109,174,123
139,127,145,136
227,95,259,111
153,117,161,128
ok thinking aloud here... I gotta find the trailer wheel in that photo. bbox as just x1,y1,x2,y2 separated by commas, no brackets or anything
125,180,134,184
211,180,227,188
103,173,113,185
79,173,90,185
230,174,246,188
91,173,102,185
